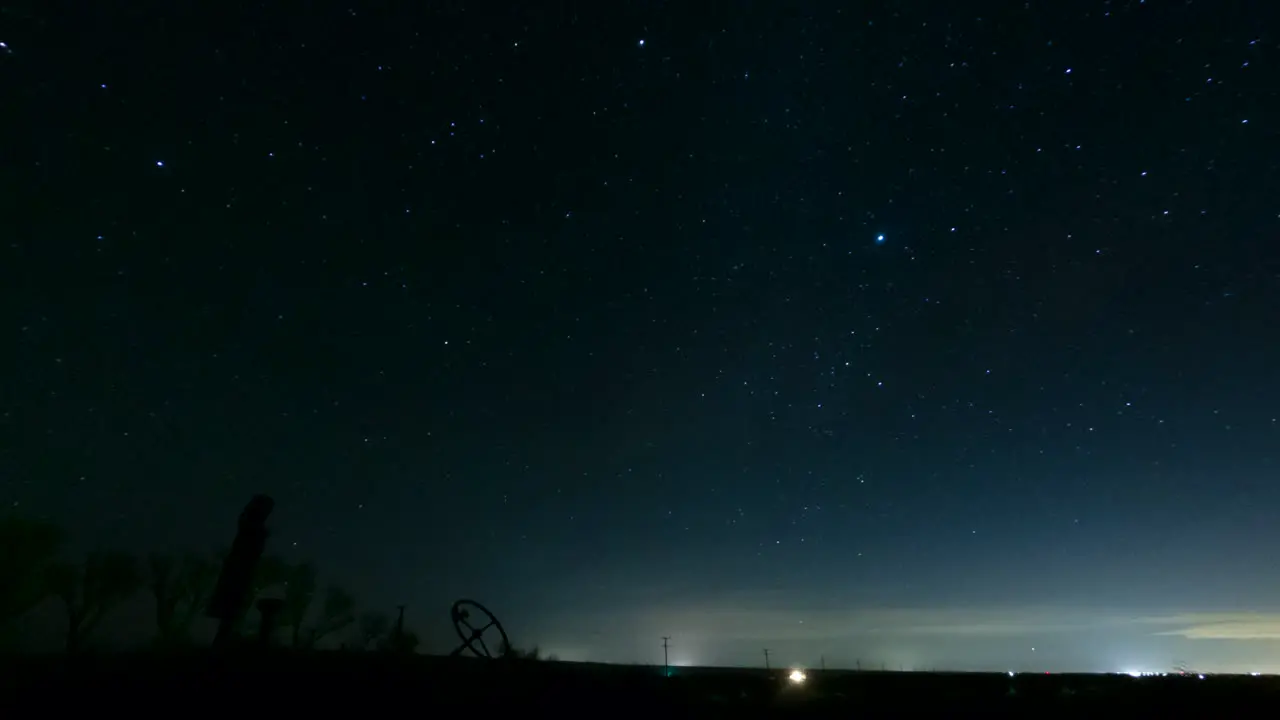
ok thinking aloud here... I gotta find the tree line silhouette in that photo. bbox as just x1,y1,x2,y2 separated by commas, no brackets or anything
0,513,415,653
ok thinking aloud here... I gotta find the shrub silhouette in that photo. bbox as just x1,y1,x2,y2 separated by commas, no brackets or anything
280,561,317,647
304,584,356,648
381,628,419,653
499,641,548,660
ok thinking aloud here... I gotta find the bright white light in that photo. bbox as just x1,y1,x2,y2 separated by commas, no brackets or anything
788,669,806,684
875,234,885,244
638,39,645,47
1007,671,1015,677
1198,674,1205,680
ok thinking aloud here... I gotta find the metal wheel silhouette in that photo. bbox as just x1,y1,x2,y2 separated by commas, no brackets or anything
449,599,510,659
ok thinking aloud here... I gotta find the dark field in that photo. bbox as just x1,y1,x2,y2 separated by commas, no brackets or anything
5,651,1280,716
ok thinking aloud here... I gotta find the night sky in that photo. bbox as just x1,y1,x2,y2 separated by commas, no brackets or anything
4,2,1279,673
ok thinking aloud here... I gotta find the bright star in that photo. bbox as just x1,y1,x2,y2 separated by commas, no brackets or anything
875,234,885,244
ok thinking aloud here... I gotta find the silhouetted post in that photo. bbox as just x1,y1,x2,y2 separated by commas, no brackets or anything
763,648,771,671
662,636,670,674
256,597,284,646
207,494,275,648
856,659,861,671
820,656,826,673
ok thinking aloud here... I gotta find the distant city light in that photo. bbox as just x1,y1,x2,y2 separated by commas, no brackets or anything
788,669,807,684
875,234,886,244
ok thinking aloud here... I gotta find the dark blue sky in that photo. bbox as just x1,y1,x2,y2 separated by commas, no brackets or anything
4,1,1278,672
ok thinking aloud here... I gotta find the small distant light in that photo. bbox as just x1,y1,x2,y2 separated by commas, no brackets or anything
638,39,646,47
1008,671,1015,677
788,669,806,684
1198,674,1205,679
155,161,164,167
875,234,885,244
1065,68,1072,74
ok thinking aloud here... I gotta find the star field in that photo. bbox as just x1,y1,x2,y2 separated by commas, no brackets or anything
3,1,1278,671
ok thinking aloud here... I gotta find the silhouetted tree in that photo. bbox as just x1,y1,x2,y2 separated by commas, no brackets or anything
0,515,64,634
304,584,355,648
359,610,390,650
252,554,291,597
150,552,218,646
281,561,317,647
46,551,141,652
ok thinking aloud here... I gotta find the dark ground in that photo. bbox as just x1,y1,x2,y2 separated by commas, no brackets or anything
5,650,1280,716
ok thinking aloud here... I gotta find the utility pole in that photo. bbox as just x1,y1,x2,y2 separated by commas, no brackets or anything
661,636,670,675
763,648,771,671
820,655,826,673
